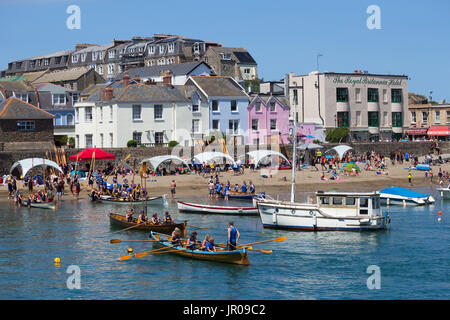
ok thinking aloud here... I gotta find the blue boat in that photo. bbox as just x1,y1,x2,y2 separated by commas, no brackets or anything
379,187,435,206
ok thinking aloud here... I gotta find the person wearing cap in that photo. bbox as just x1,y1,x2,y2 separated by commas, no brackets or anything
186,232,198,250
227,221,240,251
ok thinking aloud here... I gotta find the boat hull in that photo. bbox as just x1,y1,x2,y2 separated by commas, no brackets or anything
150,232,250,265
177,201,258,216
379,195,435,206
220,192,265,200
436,188,450,200
257,201,387,231
28,202,56,210
94,195,166,205
108,213,186,234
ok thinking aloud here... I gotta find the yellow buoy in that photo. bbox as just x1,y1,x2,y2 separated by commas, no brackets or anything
54,257,61,264
127,248,133,253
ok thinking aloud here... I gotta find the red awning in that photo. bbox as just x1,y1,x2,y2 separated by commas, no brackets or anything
427,125,450,136
68,148,116,161
407,128,428,135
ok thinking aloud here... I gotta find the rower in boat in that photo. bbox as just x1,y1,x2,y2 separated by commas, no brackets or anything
249,181,255,194
151,213,160,225
163,211,173,224
204,237,217,252
171,227,182,246
126,208,134,222
201,234,211,250
241,181,248,193
186,232,198,250
137,211,147,224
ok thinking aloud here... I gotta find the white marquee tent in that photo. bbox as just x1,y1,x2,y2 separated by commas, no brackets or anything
326,145,353,159
246,150,290,166
193,152,235,164
140,155,191,171
10,158,64,177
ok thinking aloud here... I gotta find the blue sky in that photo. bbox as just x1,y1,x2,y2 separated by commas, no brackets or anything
0,0,449,101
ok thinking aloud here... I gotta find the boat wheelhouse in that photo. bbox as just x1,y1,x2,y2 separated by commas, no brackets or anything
257,191,389,231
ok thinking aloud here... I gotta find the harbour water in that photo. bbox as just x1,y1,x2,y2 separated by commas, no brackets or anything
0,187,448,300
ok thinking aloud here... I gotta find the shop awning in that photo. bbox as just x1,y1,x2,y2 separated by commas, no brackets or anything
407,128,428,135
427,125,450,136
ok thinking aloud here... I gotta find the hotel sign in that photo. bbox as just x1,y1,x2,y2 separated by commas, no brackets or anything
332,75,403,87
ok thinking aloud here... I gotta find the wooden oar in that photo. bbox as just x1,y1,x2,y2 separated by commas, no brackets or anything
110,239,158,244
237,236,286,248
187,224,208,230
134,246,181,258
119,246,173,261
245,246,272,254
112,224,142,234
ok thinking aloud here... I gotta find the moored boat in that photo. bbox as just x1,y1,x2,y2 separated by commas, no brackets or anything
257,191,390,231
28,201,57,210
220,191,265,200
150,231,250,265
108,213,186,234
379,187,434,206
91,194,167,205
437,184,450,199
177,201,258,216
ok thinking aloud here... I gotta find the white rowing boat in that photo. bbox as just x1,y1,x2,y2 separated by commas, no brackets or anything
177,201,258,216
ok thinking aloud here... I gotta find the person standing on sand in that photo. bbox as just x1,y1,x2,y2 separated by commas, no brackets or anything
170,180,176,200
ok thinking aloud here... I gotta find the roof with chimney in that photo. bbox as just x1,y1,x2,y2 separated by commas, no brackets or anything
0,97,55,119
187,76,249,98
113,61,213,81
86,83,191,103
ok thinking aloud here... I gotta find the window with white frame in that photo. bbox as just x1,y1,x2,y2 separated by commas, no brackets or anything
231,100,237,112
109,106,113,122
154,105,163,120
72,54,79,63
85,107,93,123
270,119,277,130
85,134,93,148
108,50,115,59
193,42,200,53
97,65,103,74
75,108,79,123
192,104,199,112
81,53,87,62
76,135,79,147
192,119,200,133
255,101,261,112
435,111,441,124
37,59,42,67
99,51,105,59
355,88,361,102
67,113,74,125
159,45,165,54
244,68,250,74
53,94,66,105
149,46,155,54
252,119,258,131
92,52,98,61
168,43,175,53
411,111,416,124
212,119,219,130
44,58,50,66
269,101,276,112
229,119,239,134
72,93,79,105
212,100,219,112
100,133,104,148
133,132,142,144
422,111,428,124
157,58,165,66
14,92,28,102
109,133,113,147
221,53,232,60
108,64,115,75
155,132,164,144
99,106,103,122
16,121,35,131
132,104,142,120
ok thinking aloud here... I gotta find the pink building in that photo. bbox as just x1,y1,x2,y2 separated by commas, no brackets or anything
247,95,291,145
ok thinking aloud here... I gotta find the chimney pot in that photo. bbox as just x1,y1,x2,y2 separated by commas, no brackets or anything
103,87,114,101
123,73,130,87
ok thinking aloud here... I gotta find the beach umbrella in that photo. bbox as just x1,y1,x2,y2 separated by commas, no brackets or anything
296,143,324,150
305,135,315,139
68,148,116,161
326,145,353,159
340,162,361,173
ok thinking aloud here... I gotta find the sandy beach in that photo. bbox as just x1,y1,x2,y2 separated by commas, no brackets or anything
1,160,447,201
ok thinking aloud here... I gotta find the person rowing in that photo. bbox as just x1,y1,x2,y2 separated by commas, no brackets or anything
126,208,134,222
151,213,160,225
249,181,255,194
163,211,173,224
171,227,182,246
137,211,147,224
186,232,198,250
241,181,248,193
204,237,216,252
201,234,211,250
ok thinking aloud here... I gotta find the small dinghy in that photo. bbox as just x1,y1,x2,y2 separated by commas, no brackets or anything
177,201,258,216
436,184,450,200
379,187,435,206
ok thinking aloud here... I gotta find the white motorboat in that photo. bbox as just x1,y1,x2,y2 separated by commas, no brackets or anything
436,184,450,200
379,187,435,206
177,201,258,216
257,191,389,231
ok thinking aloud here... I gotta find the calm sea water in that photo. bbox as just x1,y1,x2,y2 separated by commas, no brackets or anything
0,186,448,300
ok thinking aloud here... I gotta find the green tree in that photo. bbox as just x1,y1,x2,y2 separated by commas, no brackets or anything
325,128,350,143
168,140,179,147
127,140,138,147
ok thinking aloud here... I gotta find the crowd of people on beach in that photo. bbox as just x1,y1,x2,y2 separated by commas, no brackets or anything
206,174,256,200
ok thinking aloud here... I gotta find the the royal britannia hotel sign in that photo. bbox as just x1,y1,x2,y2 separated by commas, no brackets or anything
331,75,403,87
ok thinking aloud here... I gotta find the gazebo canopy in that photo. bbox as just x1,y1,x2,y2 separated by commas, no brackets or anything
246,150,290,166
141,155,191,171
10,158,63,177
296,143,324,150
193,152,235,164
68,148,116,161
326,145,353,159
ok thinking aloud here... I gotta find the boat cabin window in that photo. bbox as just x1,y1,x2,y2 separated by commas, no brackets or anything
359,197,369,215
372,197,380,209
332,197,343,205
345,197,356,206
320,197,330,205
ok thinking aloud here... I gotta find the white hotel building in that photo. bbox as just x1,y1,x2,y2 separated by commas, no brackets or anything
74,82,209,148
287,71,408,141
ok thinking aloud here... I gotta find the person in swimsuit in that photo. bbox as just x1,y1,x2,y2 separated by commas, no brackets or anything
170,180,176,200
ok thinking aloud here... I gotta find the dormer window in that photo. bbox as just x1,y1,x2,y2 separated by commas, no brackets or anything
92,52,98,61
44,58,50,66
37,60,42,67
108,50,115,59
159,45,165,54
81,53,87,62
149,46,155,54
72,54,79,63
168,43,175,53
193,42,200,53
221,53,232,60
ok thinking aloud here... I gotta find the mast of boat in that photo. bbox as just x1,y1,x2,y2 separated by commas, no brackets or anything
290,97,297,203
